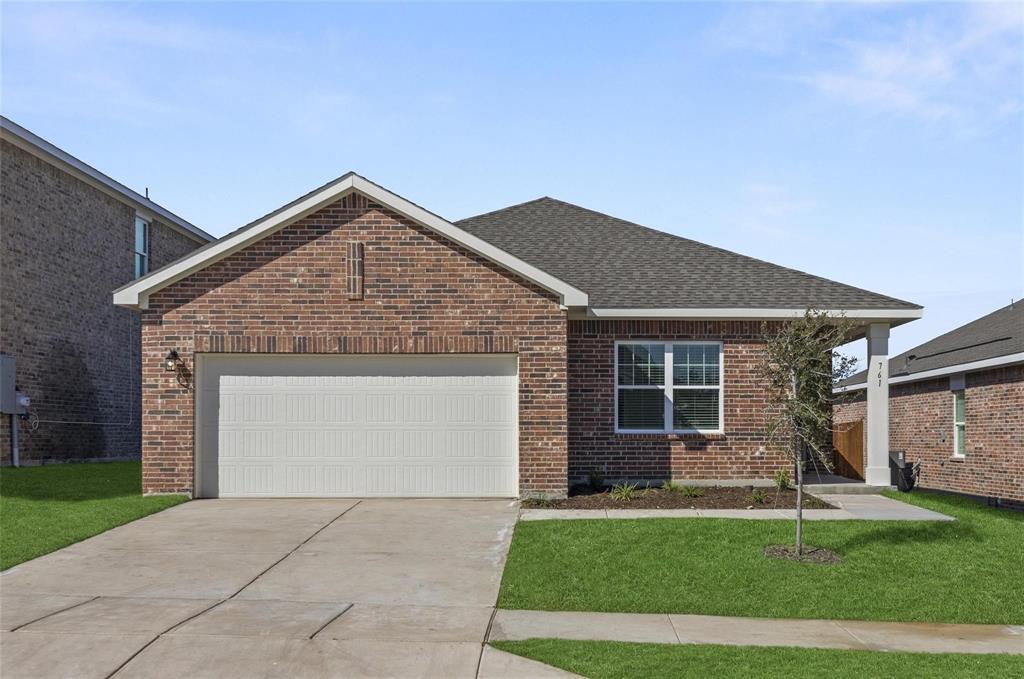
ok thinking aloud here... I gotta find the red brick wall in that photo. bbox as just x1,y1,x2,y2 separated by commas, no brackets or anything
141,193,568,497
0,139,205,465
567,320,789,484
833,365,1023,503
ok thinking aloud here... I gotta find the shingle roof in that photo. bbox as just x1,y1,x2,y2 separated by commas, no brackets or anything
840,302,1024,387
456,197,920,310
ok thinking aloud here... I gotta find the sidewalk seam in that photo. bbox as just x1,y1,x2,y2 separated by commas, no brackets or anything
667,615,683,644
832,620,875,651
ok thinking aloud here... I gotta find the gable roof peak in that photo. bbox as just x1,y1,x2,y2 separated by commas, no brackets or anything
113,173,588,309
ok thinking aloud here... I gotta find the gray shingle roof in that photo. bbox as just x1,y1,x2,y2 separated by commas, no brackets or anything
456,197,920,310
841,302,1024,387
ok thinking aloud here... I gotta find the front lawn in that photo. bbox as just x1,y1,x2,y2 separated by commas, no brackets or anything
0,461,187,570
492,639,1023,679
498,490,1024,624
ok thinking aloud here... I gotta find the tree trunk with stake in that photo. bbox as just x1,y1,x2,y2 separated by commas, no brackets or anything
795,441,804,556
792,370,803,556
761,309,858,556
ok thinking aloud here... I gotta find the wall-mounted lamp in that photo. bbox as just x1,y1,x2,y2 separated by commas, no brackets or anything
164,350,182,372
163,349,191,389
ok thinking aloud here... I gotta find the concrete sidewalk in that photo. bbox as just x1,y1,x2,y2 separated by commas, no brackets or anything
489,610,1024,655
520,493,955,522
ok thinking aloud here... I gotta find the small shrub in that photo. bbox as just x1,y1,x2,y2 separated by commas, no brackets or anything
749,489,769,504
662,479,684,493
610,482,638,501
681,485,705,498
774,468,791,491
587,469,605,491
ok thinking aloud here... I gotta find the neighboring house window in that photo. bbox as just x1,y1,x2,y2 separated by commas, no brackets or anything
615,341,723,433
134,216,150,278
952,389,966,458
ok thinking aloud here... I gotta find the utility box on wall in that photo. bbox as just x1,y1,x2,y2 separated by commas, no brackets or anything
0,354,16,414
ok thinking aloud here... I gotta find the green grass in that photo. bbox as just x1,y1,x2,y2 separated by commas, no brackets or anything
0,461,187,570
491,639,1024,679
498,490,1024,624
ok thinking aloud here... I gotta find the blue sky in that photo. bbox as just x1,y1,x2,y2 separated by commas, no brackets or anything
3,2,1022,361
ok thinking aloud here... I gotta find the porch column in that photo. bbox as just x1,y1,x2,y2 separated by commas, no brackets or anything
864,323,891,486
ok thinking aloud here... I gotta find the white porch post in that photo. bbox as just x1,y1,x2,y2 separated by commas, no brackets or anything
865,323,891,486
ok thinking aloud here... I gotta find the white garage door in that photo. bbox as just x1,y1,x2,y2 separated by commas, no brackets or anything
197,354,518,498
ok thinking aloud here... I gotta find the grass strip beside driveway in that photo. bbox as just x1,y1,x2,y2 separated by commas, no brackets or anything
491,639,1022,679
0,461,187,570
497,491,1024,625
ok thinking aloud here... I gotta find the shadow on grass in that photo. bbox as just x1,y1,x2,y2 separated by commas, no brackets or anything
0,461,144,501
827,520,982,555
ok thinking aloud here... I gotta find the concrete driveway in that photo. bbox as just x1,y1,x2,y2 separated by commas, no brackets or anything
0,498,562,679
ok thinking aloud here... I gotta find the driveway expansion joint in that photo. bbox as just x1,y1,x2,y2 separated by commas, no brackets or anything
7,596,100,632
228,500,363,600
105,598,228,679
308,603,353,640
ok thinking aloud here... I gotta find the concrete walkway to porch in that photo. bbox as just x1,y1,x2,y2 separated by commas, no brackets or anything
489,610,1024,655
520,493,955,522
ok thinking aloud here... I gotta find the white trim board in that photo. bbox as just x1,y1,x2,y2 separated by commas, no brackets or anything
1,116,212,244
834,351,1024,393
113,173,589,309
578,307,923,323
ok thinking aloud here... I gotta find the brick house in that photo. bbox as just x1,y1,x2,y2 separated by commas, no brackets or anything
835,303,1023,505
113,173,921,498
1,117,212,465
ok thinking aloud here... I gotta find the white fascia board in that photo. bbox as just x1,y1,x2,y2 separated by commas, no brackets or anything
0,117,212,244
834,351,1024,393
582,307,924,322
113,173,588,308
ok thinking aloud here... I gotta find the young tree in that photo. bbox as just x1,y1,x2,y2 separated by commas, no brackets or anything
761,309,858,555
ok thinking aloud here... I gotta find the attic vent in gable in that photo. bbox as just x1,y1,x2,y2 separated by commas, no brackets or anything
340,193,369,210
347,241,365,300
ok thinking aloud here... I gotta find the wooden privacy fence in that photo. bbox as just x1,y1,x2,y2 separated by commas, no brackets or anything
833,419,865,480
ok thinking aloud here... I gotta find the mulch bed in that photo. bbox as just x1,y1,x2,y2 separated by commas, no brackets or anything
522,486,835,510
764,544,842,564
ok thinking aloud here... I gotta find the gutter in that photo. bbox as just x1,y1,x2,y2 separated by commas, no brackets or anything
834,351,1024,393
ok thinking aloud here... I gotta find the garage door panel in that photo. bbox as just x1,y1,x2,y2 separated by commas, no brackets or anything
445,465,514,495
323,465,355,494
198,355,518,498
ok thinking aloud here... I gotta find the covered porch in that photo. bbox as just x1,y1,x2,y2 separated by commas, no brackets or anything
830,321,904,488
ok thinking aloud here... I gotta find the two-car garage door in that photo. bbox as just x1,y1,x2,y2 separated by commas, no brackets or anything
196,354,518,498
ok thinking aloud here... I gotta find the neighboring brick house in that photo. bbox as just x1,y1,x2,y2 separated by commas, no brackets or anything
0,117,212,465
835,304,1023,505
114,173,921,498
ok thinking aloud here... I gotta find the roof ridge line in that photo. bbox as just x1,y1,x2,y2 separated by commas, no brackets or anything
464,195,921,310
893,302,1022,358
454,196,553,223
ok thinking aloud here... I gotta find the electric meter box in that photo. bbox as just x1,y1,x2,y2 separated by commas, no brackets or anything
1,354,16,414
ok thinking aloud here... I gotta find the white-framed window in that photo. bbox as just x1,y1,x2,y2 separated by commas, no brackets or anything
134,215,150,278
614,341,723,434
952,389,966,458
